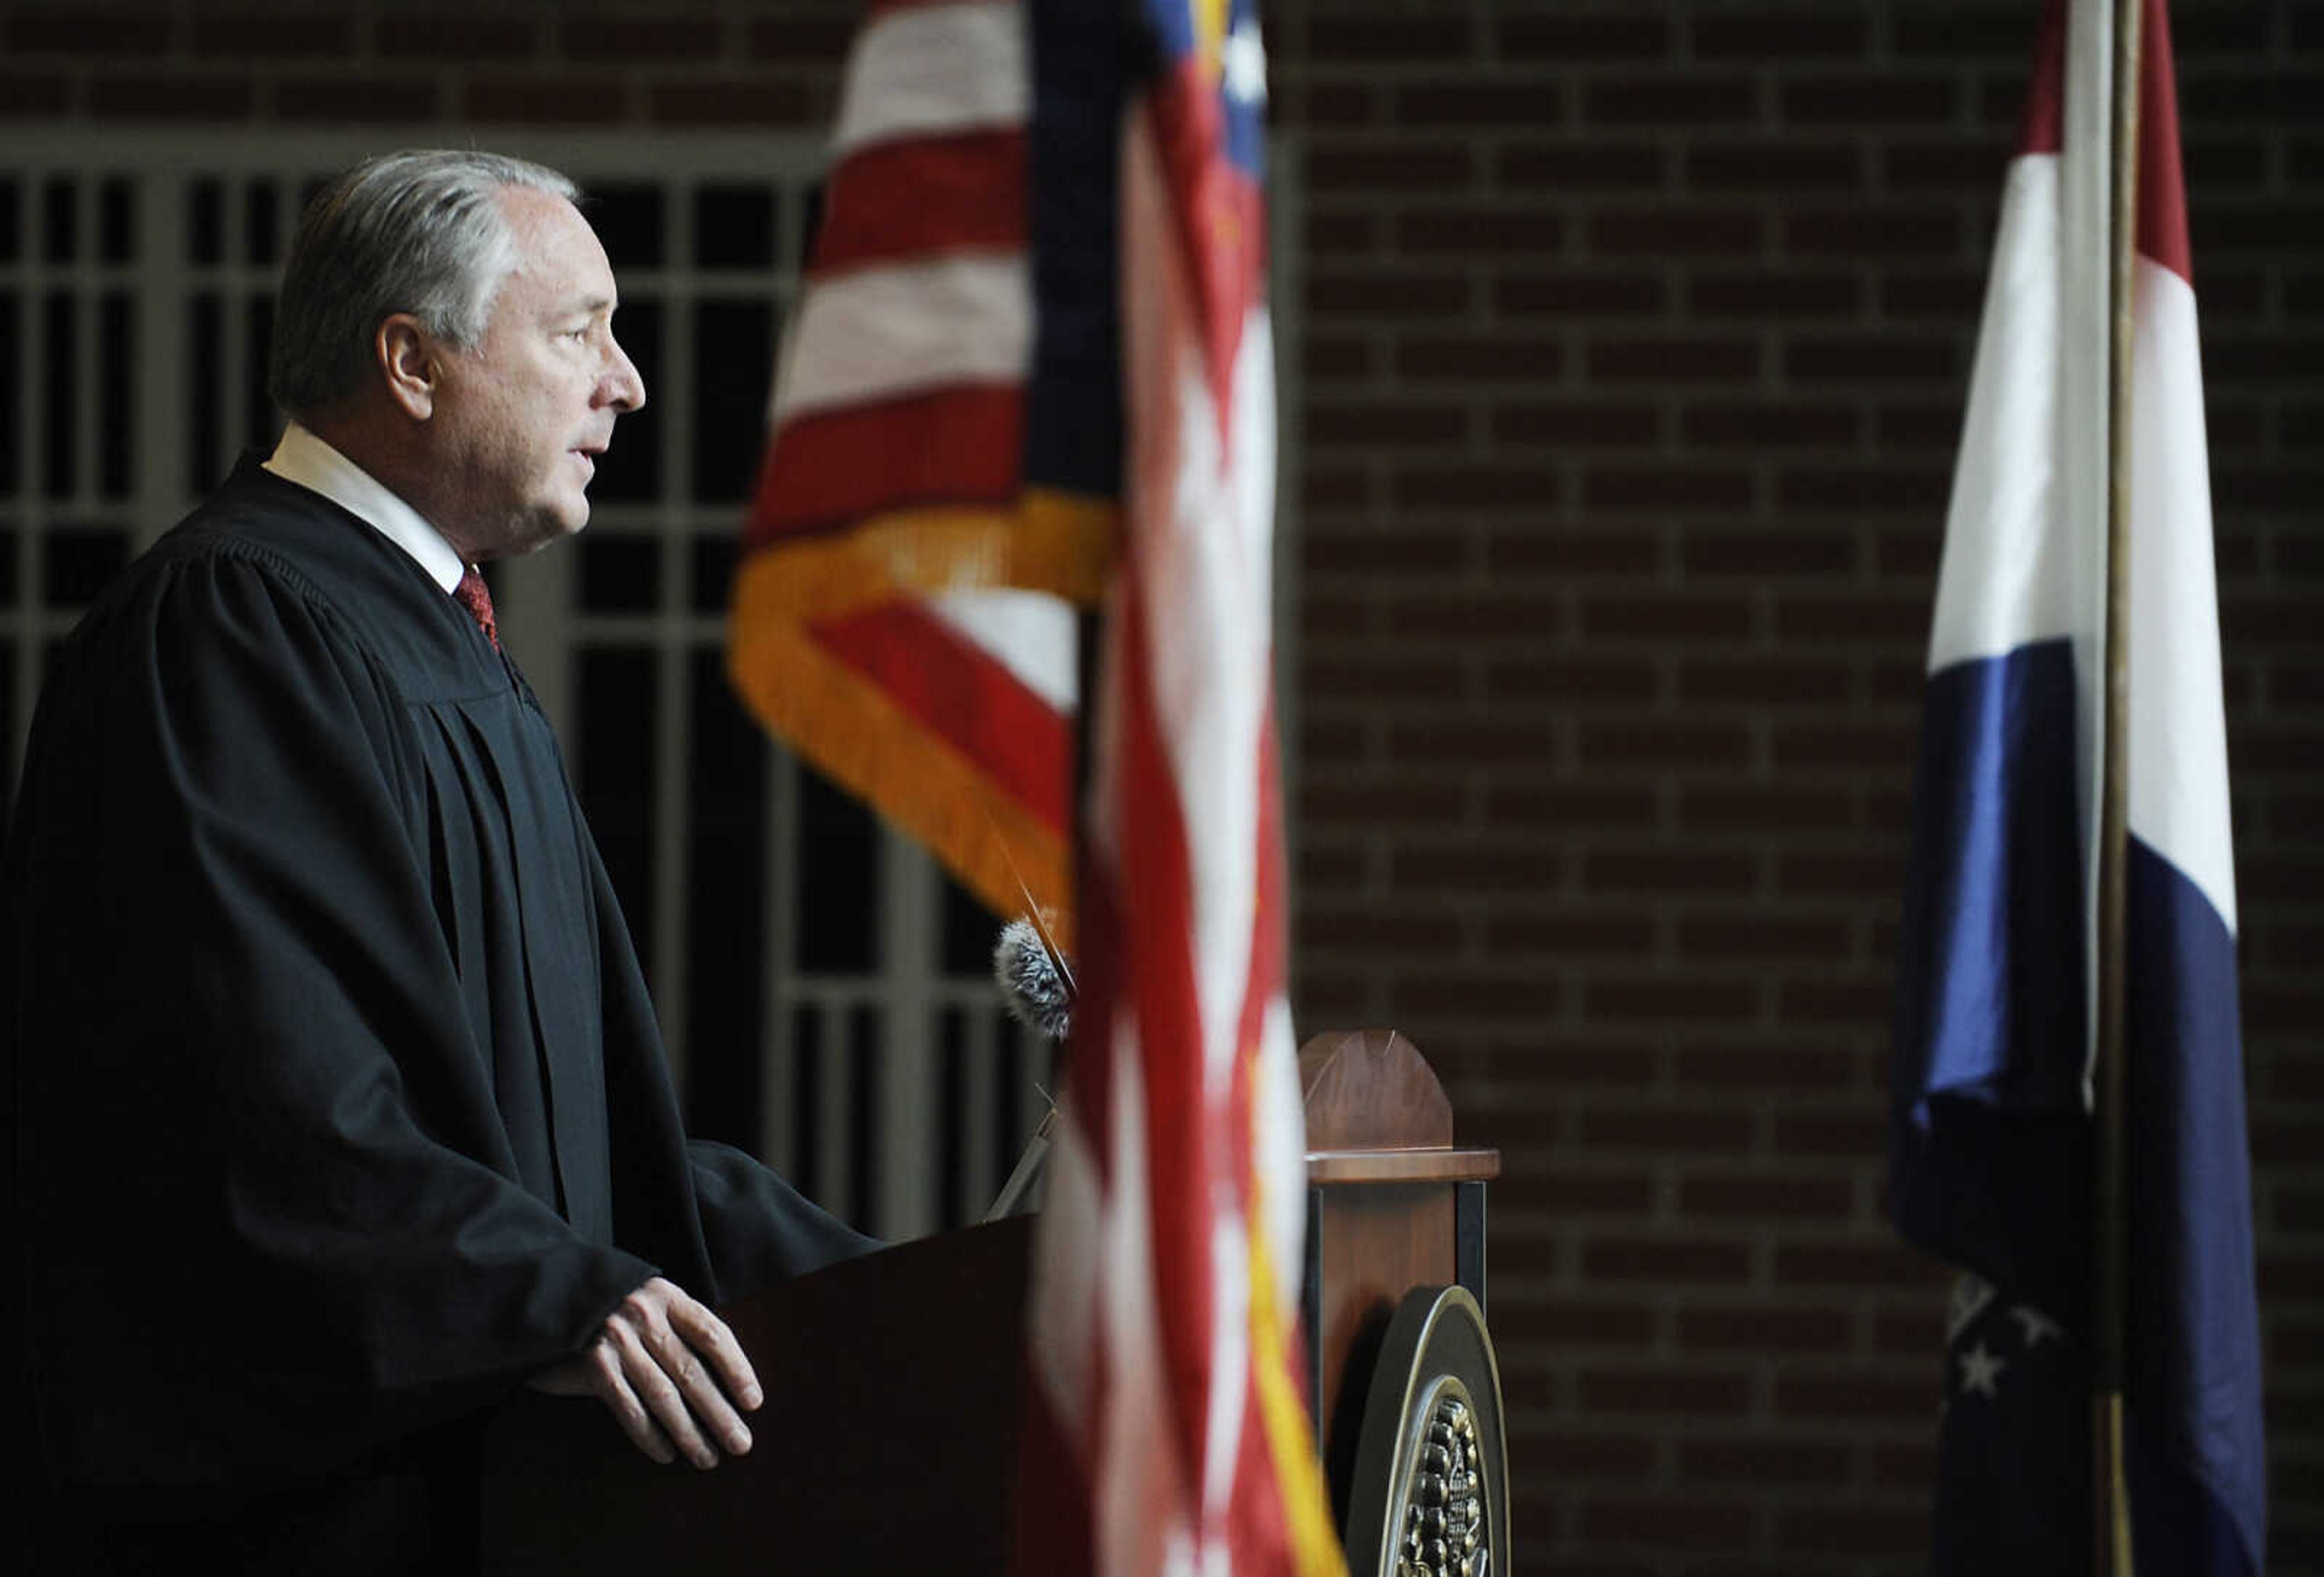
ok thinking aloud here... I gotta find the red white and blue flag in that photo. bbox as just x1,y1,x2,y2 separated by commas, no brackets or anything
1889,1,2265,1570
1020,0,1344,1570
727,0,1121,934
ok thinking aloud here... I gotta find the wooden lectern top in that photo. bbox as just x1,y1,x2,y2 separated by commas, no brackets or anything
1299,1028,1500,1184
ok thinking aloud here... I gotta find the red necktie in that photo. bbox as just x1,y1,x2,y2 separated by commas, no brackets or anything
453,566,499,652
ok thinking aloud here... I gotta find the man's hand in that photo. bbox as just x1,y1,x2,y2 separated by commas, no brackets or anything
527,1276,763,1469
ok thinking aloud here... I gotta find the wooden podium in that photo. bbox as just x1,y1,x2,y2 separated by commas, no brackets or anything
480,1029,1497,1572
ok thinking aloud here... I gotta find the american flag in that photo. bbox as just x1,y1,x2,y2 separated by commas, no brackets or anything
1019,0,1344,1570
727,0,1121,935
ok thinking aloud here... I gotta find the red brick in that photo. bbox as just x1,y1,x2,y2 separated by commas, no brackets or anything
1678,1172,1854,1221
1883,139,2015,192
1302,658,1462,709
1388,590,1567,640
1688,142,1865,193
1675,913,1853,960
1681,530,1856,580
1484,783,1662,833
1295,842,1364,891
1493,273,1669,318
1302,15,1475,64
1873,1302,1944,1357
1308,269,1471,319
1672,1044,1857,1092
1587,208,1763,257
1497,143,1668,192
1781,74,1960,126
1578,720,1756,776
1481,1039,1666,1092
1578,1495,1756,1549
1776,591,1933,643
1880,269,1986,318
1580,594,1754,644
1486,910,1658,959
1295,779,1466,826
1582,75,1758,127
1584,468,1752,513
1391,206,1563,255
1776,1098,1892,1156
87,74,253,119
1488,528,1660,577
1681,401,1859,450
463,75,631,123
1577,1105,1756,1154
1496,1161,1658,1216
1781,977,1897,1026
1393,79,1561,126
1775,467,1951,515
1874,401,1963,452
1388,461,1560,509
1494,1297,1656,1348
561,17,722,62
1577,1367,1752,1415
2179,70,2324,129
7,6,171,54
1774,1241,1928,1288
1785,207,1961,257
647,77,815,125
1305,396,1469,447
1307,144,1476,195
1776,848,1904,898
1301,335,1373,382
1383,720,1557,770
1305,209,1377,256
1773,1504,1934,1554
1680,784,1856,833
2204,335,2324,385
1486,656,1659,706
1695,11,1868,61
1395,336,1564,383
1299,908,1462,957
276,75,440,123
1492,401,1662,447
1586,337,1759,383
1497,16,1671,60
1687,271,1862,320
1503,1426,1659,1483
1390,968,1566,1018
1586,977,1758,1023
1297,715,1367,764
378,15,536,61
1676,1436,1853,1483
1771,718,1920,772
1892,8,2045,61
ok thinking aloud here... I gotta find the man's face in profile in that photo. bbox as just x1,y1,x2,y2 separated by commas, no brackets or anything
427,186,647,562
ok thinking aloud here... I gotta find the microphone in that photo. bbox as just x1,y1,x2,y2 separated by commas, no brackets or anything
986,916,1072,1221
993,916,1074,1043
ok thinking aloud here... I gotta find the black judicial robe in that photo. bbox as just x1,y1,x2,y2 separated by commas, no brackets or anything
1,459,873,1564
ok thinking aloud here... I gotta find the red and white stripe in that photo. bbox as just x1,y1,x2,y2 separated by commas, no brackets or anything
1023,59,1339,1577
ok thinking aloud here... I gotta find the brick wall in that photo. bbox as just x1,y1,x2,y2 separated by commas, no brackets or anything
5,1,2317,1572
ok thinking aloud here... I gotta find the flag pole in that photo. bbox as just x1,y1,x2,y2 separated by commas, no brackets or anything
2092,0,2144,1570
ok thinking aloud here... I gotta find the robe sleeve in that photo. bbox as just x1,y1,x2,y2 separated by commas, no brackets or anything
9,546,653,1489
685,1139,883,1304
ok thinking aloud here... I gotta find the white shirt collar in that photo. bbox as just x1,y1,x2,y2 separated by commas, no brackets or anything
263,422,468,594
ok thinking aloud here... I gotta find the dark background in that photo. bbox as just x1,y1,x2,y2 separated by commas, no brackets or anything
2,1,2316,1570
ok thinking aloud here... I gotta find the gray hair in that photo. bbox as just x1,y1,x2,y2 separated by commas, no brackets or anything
268,148,580,420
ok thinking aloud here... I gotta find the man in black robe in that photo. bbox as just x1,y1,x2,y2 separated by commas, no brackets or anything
3,150,874,1572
